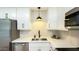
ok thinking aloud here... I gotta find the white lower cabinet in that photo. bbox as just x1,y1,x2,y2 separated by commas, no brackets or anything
13,42,55,51
13,43,29,51
29,42,53,51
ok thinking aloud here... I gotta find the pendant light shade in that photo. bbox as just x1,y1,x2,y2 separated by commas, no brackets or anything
37,16,42,19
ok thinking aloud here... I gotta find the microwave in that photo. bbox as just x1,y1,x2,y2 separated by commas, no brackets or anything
65,7,79,29
65,14,79,27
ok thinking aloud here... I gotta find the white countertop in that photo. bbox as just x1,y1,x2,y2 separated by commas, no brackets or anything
12,36,78,48
12,37,32,43
12,37,51,43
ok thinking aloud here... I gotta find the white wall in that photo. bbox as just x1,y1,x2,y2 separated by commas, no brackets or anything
64,7,74,12
0,7,17,19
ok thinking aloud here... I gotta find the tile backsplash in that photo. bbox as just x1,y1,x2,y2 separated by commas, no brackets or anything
53,30,79,47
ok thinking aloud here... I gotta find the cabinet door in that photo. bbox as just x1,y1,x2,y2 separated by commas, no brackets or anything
14,43,24,51
13,43,29,51
56,8,66,30
29,42,52,51
17,8,31,30
47,8,58,30
47,7,67,30
0,8,17,19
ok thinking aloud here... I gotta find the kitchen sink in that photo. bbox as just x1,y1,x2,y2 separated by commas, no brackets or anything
32,38,47,41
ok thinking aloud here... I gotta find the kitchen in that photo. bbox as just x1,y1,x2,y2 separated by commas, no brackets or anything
0,7,79,51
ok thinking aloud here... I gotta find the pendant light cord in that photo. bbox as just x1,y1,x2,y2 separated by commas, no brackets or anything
38,7,40,17
36,7,42,20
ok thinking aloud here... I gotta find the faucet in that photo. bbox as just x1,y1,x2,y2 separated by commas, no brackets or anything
38,30,41,38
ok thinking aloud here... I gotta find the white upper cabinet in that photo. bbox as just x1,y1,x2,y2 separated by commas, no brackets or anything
0,8,17,19
17,8,31,30
47,8,58,30
47,7,67,30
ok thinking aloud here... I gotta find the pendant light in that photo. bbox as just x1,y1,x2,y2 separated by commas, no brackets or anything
36,7,42,21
